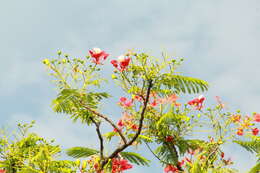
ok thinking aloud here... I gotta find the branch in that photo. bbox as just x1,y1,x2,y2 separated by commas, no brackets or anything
83,106,127,145
89,117,104,159
101,80,153,168
172,145,183,171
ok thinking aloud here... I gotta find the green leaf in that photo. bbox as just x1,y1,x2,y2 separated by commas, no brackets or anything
171,75,209,94
234,139,260,154
66,147,98,158
103,131,117,141
120,152,150,166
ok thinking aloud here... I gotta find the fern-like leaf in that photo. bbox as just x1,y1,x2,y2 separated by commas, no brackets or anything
154,144,178,165
120,152,150,166
234,139,260,154
66,147,98,158
171,75,209,94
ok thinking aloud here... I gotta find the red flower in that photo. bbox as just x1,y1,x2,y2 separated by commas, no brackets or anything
150,100,158,107
252,128,259,136
112,158,133,173
89,48,109,64
221,152,225,158
165,135,174,142
119,97,133,107
120,97,127,102
131,124,138,131
111,55,131,72
110,60,118,68
187,95,205,110
117,119,124,128
254,113,260,122
133,95,143,102
0,170,6,173
236,128,243,136
164,164,178,173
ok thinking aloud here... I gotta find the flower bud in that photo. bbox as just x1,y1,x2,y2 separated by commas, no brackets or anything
111,74,117,79
81,160,87,169
42,59,50,65
57,50,62,55
75,159,80,167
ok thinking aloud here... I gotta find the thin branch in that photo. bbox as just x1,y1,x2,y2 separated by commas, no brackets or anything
83,105,127,145
89,117,104,160
101,80,153,168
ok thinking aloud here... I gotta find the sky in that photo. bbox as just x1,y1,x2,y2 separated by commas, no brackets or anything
0,0,260,172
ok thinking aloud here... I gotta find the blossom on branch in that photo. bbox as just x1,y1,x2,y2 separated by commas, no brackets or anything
254,113,260,122
89,48,109,64
252,128,259,136
119,97,133,107
187,95,205,110
112,158,133,173
164,164,179,173
111,55,131,71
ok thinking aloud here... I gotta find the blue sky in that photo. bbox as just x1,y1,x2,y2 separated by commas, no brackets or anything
0,0,259,172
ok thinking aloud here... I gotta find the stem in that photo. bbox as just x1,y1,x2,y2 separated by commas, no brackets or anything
82,106,127,145
89,117,104,159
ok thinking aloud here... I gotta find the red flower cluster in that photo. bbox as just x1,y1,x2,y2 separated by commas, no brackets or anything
234,113,260,136
254,113,260,122
164,164,179,173
112,158,133,173
236,128,244,136
89,48,109,64
150,93,181,107
111,55,131,72
252,128,259,136
114,112,138,132
187,95,205,110
0,170,6,173
119,97,133,107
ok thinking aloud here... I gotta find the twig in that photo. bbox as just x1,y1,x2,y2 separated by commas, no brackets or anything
89,117,104,159
82,105,127,145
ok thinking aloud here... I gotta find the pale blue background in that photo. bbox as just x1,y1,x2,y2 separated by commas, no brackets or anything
0,0,259,172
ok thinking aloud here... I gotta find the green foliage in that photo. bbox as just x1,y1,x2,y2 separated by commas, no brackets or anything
158,74,209,94
0,122,77,173
52,89,109,124
234,138,260,154
66,147,99,158
248,162,260,173
176,139,206,156
154,144,178,165
103,131,117,141
120,152,150,166
42,50,259,173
